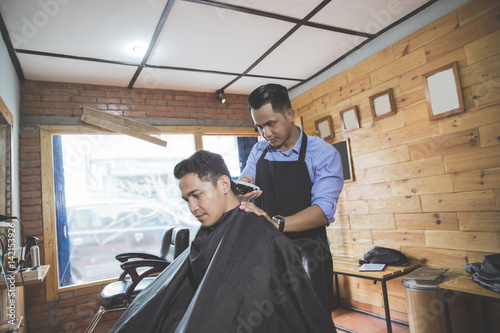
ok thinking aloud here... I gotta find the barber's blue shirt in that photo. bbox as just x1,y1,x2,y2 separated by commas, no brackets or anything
241,128,344,224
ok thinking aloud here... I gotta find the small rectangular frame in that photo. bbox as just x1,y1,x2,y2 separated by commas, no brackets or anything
339,106,359,132
422,62,464,120
369,88,396,122
315,115,334,141
332,138,354,183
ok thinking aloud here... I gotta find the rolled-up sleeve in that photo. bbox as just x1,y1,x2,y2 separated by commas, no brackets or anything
309,142,344,225
240,141,265,180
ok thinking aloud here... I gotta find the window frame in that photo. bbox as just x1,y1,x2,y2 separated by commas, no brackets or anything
40,124,258,301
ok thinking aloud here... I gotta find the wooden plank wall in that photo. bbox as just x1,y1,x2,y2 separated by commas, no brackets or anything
291,0,500,321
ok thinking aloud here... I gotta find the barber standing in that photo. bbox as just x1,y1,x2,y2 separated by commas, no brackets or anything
239,83,344,311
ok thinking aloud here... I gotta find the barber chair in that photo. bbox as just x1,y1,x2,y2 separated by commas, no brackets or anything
291,238,329,310
85,227,190,333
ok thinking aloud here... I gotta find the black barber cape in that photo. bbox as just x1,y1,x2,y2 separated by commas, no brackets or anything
110,207,336,333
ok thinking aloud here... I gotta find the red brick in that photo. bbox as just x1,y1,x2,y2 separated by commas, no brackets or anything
145,111,169,117
26,101,54,108
167,100,189,107
40,81,66,88
21,107,43,114
21,198,42,205
97,97,121,104
146,99,167,106
131,105,154,111
186,91,207,97
55,102,82,109
211,114,229,119
74,286,101,297
57,306,75,316
52,88,79,96
48,108,74,115
20,132,40,139
68,83,93,90
20,152,41,160
24,94,41,100
107,104,130,111
189,102,208,108
122,98,145,105
170,111,192,118
190,113,211,119
22,87,52,95
43,95,71,102
20,160,41,168
123,111,146,117
81,90,106,97
154,94,174,100
75,300,100,312
152,106,175,112
72,96,97,103
96,85,119,92
58,296,87,308
176,95,196,101
130,93,153,99
21,184,42,193
106,92,130,98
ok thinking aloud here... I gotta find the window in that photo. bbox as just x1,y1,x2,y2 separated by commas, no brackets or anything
41,126,258,298
54,133,198,286
202,136,257,179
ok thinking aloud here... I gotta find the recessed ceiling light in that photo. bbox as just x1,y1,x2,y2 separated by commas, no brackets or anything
126,42,148,58
132,46,146,57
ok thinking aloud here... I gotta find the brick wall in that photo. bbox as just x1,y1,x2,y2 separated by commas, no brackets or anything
19,81,251,332
21,81,250,120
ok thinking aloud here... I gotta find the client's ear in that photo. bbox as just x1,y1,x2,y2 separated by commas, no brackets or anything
218,175,232,194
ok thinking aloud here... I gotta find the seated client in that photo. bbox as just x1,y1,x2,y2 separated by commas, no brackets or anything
110,150,336,332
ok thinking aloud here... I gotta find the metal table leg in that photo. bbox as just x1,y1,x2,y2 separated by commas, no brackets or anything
440,289,453,333
335,273,341,307
381,280,392,333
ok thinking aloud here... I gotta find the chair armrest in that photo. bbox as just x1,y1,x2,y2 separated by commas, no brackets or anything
120,259,170,302
116,252,163,263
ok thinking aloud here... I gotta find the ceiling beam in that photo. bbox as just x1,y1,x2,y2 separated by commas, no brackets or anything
127,0,177,89
0,11,24,81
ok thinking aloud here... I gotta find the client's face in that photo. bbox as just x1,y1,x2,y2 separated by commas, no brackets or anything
179,173,228,228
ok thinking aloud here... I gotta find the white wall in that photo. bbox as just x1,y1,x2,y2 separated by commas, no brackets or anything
0,32,21,223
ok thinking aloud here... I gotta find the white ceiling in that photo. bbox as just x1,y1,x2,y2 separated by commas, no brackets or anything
0,0,434,95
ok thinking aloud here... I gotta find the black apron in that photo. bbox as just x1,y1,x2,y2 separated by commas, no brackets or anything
255,133,334,310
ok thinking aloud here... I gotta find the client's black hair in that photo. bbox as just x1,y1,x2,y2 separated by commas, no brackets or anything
174,150,235,192
248,83,291,116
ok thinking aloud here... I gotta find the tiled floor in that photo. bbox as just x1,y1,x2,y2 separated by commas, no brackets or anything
332,307,410,333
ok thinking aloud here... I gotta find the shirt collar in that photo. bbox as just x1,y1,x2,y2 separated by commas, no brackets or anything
268,126,303,157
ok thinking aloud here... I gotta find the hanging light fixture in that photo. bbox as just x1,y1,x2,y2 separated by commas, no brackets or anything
215,89,226,103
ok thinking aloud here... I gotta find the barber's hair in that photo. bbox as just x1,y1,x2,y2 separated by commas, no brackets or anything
248,83,292,116
174,150,234,190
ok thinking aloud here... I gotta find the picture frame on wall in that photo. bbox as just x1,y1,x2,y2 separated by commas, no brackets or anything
339,106,360,132
314,115,334,141
422,62,464,120
332,138,354,183
369,88,396,122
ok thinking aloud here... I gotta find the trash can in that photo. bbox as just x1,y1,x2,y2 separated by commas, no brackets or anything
402,273,461,333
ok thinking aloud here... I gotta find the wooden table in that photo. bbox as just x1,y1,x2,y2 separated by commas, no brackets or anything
333,260,420,333
0,265,50,289
440,273,500,333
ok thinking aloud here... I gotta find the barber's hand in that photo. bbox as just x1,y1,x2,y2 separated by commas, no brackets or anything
237,176,262,201
239,201,275,227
